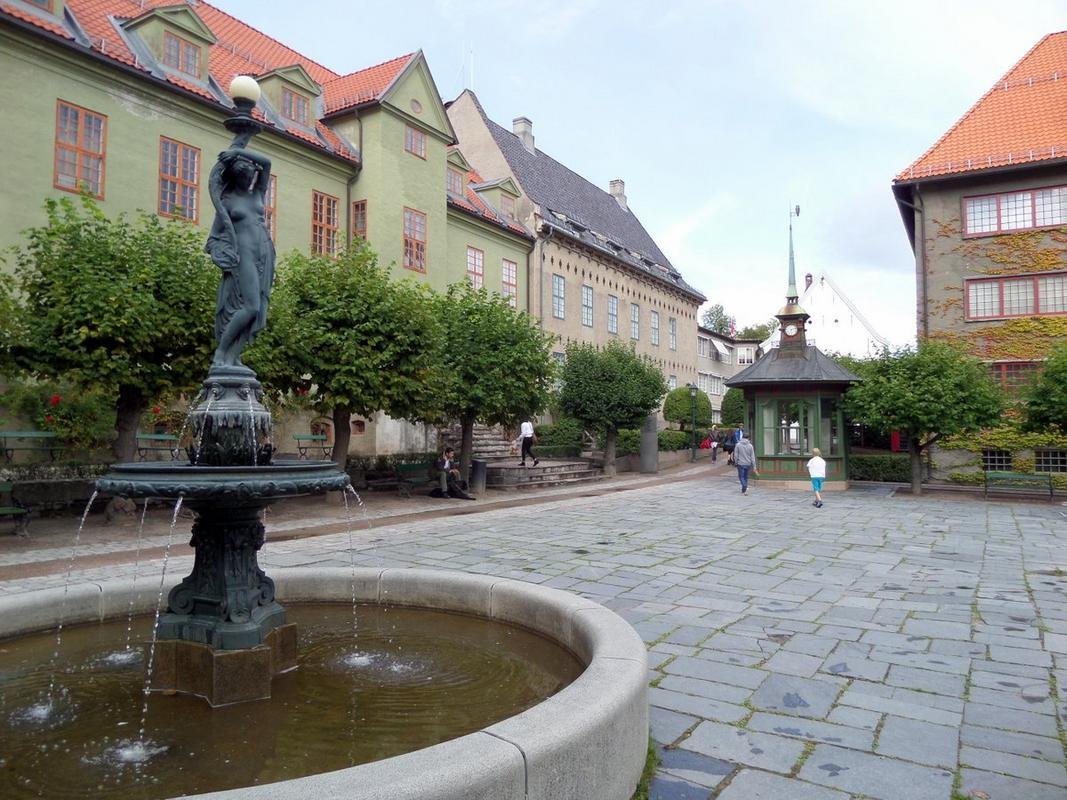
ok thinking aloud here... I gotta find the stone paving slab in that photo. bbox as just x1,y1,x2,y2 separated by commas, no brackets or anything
4,468,1067,799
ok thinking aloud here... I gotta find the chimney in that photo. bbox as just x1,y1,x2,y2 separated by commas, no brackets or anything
805,273,813,290
512,117,535,154
609,179,628,210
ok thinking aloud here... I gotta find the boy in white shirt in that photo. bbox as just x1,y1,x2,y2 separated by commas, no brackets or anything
806,447,827,508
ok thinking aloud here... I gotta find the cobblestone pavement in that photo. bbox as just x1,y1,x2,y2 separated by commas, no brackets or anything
3,469,1067,799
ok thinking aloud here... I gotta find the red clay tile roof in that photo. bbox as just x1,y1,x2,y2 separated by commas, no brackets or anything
896,31,1067,182
448,168,532,239
0,0,415,163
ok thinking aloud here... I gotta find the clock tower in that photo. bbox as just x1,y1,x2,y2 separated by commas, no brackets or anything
777,210,810,354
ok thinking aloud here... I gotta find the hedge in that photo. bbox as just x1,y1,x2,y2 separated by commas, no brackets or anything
658,430,690,451
848,454,910,482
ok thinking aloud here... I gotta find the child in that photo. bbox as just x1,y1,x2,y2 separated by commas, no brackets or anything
806,447,826,508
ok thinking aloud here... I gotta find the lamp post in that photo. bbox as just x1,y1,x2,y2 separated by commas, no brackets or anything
688,383,698,462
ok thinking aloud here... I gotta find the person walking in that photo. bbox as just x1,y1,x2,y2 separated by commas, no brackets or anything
518,419,539,467
710,425,720,462
806,447,826,508
733,433,758,494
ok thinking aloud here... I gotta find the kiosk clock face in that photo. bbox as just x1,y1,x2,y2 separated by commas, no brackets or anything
784,324,798,336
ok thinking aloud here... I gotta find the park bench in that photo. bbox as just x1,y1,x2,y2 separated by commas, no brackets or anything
136,432,181,461
983,471,1054,502
0,481,29,536
293,433,330,459
0,431,62,462
366,461,437,497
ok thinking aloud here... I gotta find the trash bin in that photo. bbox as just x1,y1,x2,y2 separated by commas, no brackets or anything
470,458,488,494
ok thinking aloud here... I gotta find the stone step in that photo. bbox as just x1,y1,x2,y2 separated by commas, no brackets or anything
486,460,603,489
487,473,606,491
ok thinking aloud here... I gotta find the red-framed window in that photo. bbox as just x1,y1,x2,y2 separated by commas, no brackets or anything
502,259,517,307
404,125,426,159
989,361,1040,391
311,191,339,255
264,174,277,241
281,88,309,126
500,194,515,221
54,100,106,198
964,185,1067,236
446,168,464,195
466,246,484,289
352,200,367,240
965,271,1067,319
158,137,199,221
403,207,426,271
162,31,201,78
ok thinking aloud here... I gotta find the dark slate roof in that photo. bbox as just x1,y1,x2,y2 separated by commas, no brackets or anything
725,345,861,387
464,93,704,302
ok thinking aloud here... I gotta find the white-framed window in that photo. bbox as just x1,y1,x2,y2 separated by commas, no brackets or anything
466,246,484,289
965,271,1067,319
737,346,755,365
698,336,709,358
552,273,565,319
630,303,640,340
502,259,517,307
668,375,677,390
581,284,593,327
668,317,677,350
607,295,618,334
709,374,724,395
964,185,1067,235
697,372,709,394
650,311,660,346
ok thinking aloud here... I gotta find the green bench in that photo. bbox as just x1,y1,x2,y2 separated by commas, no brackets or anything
367,461,437,497
136,432,181,461
1,431,62,462
293,433,330,459
0,481,29,536
983,471,1054,502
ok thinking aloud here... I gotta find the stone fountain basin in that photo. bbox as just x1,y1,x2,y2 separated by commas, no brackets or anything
0,567,649,800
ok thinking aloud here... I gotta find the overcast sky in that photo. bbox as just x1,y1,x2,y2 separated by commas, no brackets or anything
216,0,1065,347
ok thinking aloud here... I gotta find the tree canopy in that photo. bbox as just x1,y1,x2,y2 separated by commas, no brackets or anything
843,341,1002,494
1,196,215,460
700,303,735,336
719,387,744,426
557,340,667,474
429,283,557,477
735,318,777,341
248,243,440,466
1024,342,1067,433
662,386,712,430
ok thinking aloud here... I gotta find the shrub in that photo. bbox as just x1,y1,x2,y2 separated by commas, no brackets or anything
535,416,584,449
662,387,711,430
0,379,115,451
658,430,690,451
597,428,642,455
720,388,744,426
849,454,910,482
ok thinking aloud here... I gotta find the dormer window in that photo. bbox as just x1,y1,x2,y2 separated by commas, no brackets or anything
282,88,310,126
500,194,515,221
163,31,201,78
447,168,464,195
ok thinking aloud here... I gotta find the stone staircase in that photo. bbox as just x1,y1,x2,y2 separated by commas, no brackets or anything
486,459,604,491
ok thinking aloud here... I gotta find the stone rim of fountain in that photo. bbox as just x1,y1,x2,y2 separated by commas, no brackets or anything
0,567,649,800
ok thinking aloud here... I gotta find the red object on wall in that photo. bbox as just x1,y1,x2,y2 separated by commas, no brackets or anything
890,431,902,452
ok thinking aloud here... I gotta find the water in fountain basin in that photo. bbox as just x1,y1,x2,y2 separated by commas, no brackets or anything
246,393,258,463
118,501,151,656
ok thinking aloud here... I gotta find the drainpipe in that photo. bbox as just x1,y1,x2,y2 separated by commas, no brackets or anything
538,223,553,328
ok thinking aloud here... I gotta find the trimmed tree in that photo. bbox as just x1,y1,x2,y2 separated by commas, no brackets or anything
557,340,667,476
843,341,1002,495
662,386,712,430
700,303,734,336
2,196,215,460
1024,342,1067,433
248,243,440,467
720,387,744,426
429,283,557,479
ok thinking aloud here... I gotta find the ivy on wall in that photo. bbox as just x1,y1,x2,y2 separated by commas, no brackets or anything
940,421,1067,453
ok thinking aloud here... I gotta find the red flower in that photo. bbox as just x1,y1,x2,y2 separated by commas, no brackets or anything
44,414,54,423
152,406,162,415
49,393,61,406
295,387,309,396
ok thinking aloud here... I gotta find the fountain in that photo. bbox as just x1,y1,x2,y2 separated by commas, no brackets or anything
0,76,649,799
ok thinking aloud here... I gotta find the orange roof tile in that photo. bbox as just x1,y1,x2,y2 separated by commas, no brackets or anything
897,31,1067,182
0,0,418,164
448,168,532,239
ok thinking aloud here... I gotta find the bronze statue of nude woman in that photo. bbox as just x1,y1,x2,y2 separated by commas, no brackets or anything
205,127,275,369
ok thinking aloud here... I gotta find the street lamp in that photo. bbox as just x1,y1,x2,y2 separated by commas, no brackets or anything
688,383,698,462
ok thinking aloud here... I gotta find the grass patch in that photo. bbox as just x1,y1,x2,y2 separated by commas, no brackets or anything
630,738,660,800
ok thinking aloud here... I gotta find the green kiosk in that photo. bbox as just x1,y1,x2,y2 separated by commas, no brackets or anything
726,222,860,491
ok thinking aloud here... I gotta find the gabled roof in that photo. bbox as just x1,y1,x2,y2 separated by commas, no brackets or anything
725,345,859,387
448,168,533,240
459,92,704,302
0,0,420,164
896,31,1067,183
